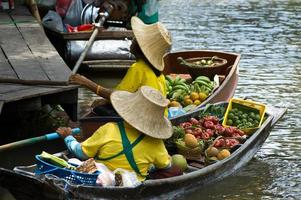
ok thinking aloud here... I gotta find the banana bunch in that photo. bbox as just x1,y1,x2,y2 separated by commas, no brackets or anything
165,75,190,102
190,76,215,95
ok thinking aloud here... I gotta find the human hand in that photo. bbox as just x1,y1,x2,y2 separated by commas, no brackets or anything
69,74,78,84
56,127,72,139
69,74,88,85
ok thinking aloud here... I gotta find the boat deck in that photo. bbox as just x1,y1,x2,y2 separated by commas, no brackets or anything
0,6,78,120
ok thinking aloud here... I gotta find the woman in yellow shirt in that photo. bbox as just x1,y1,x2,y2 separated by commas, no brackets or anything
57,86,182,181
70,16,172,112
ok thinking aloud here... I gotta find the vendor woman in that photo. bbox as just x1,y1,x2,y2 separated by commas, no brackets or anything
56,86,181,180
70,16,172,107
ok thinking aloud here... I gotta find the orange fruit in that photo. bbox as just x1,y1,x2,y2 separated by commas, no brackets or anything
217,149,231,160
190,92,199,101
198,92,208,101
184,134,199,148
206,147,219,157
194,100,201,106
184,95,191,100
184,98,193,106
169,100,181,107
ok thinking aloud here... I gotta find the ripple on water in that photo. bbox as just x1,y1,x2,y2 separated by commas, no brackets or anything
158,0,301,199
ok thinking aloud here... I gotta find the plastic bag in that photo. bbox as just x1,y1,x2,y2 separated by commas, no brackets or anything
113,168,141,187
168,107,186,118
36,0,56,10
95,163,115,186
63,0,83,26
66,24,94,32
42,10,65,32
55,0,72,18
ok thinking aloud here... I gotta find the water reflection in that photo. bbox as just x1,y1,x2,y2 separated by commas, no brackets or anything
183,159,273,200
153,0,301,198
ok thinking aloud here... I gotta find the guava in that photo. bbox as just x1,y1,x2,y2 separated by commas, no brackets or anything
172,154,188,171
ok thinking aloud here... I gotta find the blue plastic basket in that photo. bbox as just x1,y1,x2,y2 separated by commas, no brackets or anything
35,155,99,185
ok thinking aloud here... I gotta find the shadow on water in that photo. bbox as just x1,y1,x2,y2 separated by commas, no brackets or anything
181,158,274,200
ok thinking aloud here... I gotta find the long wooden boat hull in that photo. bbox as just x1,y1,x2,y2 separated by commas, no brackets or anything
0,104,286,200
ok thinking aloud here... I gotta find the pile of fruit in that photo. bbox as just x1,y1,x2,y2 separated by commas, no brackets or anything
177,56,227,68
225,107,261,129
166,75,216,107
170,114,247,164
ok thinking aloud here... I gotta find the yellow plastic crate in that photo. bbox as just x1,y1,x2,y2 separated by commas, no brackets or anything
222,98,266,134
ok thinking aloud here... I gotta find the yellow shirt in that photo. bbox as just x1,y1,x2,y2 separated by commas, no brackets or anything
115,59,167,97
115,59,168,115
81,122,171,180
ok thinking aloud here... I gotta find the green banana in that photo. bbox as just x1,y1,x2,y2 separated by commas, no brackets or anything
166,80,170,88
168,89,180,99
194,83,202,93
192,80,213,89
209,81,216,88
171,89,185,100
173,85,189,92
174,83,190,91
200,85,212,94
174,76,182,84
174,81,188,87
195,76,211,83
178,78,186,84
165,75,173,83
190,84,196,92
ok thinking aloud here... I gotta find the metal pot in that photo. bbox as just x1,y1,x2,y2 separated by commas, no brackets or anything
81,3,99,24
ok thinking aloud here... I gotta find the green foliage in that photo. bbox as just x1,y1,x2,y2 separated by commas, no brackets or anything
199,104,226,121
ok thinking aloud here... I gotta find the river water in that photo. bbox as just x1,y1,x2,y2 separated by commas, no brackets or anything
80,0,301,199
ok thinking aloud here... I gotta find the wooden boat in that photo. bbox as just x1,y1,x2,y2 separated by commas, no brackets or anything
163,50,240,104
44,26,135,70
0,103,286,200
80,50,240,137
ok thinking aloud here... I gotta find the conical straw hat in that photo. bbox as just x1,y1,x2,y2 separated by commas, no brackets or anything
131,16,172,71
110,86,173,139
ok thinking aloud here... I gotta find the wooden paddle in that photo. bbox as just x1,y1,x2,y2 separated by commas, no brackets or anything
69,74,113,99
0,128,80,152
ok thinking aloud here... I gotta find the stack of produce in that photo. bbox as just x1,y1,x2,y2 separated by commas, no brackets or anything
165,75,216,108
168,113,248,165
222,98,266,134
225,108,261,129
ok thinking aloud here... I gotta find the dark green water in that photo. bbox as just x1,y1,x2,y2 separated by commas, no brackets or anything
79,0,301,199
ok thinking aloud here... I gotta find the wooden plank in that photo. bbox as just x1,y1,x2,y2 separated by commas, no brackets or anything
0,78,68,85
10,13,71,82
0,83,31,94
0,83,77,102
0,12,49,81
44,26,134,40
0,45,17,79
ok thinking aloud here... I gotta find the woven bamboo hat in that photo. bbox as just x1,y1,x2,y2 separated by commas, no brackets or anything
131,16,172,71
110,86,173,139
